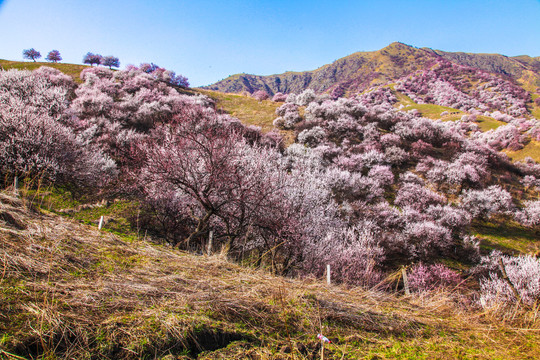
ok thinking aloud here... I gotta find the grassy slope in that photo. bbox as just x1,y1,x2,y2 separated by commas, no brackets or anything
473,220,540,255
196,89,281,132
505,140,540,163
531,93,540,119
0,59,89,82
1,191,540,360
475,116,506,132
390,87,464,119
196,89,296,144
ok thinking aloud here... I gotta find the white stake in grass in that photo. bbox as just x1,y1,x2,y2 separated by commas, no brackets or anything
326,264,331,285
98,216,104,230
402,267,410,295
207,230,213,256
13,176,19,195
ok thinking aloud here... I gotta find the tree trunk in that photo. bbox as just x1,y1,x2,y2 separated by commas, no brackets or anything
181,210,213,249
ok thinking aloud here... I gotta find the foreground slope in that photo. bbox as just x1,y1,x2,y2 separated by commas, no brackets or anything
1,192,540,359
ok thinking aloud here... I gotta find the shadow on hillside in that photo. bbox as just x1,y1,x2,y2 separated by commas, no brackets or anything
473,220,540,255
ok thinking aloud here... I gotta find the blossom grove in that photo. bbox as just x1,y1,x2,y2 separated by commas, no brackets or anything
1,60,539,307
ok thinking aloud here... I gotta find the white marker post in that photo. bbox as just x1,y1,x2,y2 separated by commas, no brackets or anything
402,267,410,296
98,216,104,230
207,230,213,256
13,176,19,195
326,264,331,286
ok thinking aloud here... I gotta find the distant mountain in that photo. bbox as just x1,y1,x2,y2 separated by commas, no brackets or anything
204,42,540,95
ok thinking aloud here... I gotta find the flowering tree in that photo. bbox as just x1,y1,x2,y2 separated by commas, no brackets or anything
403,220,453,259
394,182,446,212
302,225,385,287
408,263,461,292
0,69,116,186
460,185,514,220
101,56,120,69
297,126,326,147
515,200,540,227
22,48,41,62
252,90,270,101
478,253,540,307
137,115,295,253
33,67,75,90
83,52,103,66
46,50,62,63
295,89,317,106
272,92,287,102
126,63,189,87
273,102,301,129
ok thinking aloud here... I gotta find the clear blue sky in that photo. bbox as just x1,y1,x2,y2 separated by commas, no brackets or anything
0,0,539,87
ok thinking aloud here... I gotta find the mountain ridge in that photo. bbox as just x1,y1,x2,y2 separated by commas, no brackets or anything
203,42,540,95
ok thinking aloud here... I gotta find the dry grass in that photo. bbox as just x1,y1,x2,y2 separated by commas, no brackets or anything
1,191,540,359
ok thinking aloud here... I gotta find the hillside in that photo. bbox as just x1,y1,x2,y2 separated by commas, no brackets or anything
431,49,540,91
204,42,540,96
204,42,437,95
2,56,540,359
1,191,540,359
0,59,89,82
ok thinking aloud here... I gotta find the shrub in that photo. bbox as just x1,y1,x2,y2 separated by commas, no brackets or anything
297,126,326,147
408,263,461,292
252,90,270,101
301,225,385,287
272,92,287,102
515,200,540,227
460,185,513,220
295,89,317,106
478,253,540,307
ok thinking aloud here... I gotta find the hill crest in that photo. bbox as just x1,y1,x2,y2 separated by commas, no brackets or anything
204,42,540,96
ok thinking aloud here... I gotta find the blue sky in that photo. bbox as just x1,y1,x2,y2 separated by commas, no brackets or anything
0,0,539,87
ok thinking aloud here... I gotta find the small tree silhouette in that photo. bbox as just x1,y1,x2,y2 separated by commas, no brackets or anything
23,48,41,62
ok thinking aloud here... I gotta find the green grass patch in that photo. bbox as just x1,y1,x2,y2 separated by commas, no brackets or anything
392,89,415,106
475,116,506,132
0,59,89,82
532,107,540,119
406,103,463,119
196,89,281,132
531,93,540,118
23,185,141,239
473,220,539,255
392,89,463,119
